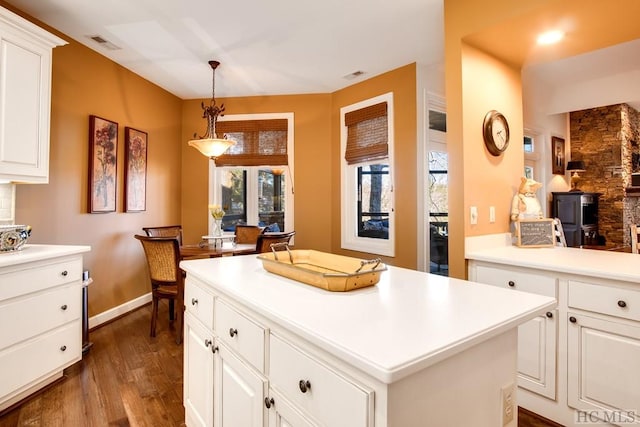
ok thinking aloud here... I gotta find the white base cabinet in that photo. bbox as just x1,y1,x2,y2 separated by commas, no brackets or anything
0,6,66,183
473,264,558,400
469,257,640,427
0,246,89,412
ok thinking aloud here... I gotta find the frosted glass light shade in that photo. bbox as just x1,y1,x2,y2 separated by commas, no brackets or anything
188,137,235,159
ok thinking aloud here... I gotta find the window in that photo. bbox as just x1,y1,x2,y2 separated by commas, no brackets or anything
341,93,394,256
209,113,294,233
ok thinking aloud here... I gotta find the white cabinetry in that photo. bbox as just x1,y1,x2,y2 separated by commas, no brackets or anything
473,264,558,399
567,281,640,425
0,251,86,411
183,276,372,427
0,6,66,183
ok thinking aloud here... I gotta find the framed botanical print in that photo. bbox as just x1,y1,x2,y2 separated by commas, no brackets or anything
124,127,148,212
88,115,118,213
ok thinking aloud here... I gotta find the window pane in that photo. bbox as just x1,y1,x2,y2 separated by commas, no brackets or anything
524,165,534,179
220,169,246,229
524,136,534,153
258,169,285,231
429,110,447,132
358,164,390,239
428,151,448,221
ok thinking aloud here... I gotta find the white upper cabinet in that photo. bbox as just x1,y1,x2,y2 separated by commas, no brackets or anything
0,7,66,183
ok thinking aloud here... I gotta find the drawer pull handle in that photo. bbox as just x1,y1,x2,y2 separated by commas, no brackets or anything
298,380,311,393
212,346,219,354
508,280,515,287
229,328,238,338
569,316,577,323
618,300,627,308
61,304,68,311
60,345,67,352
205,339,212,347
264,397,274,409
61,270,68,277
546,311,553,318
191,298,198,306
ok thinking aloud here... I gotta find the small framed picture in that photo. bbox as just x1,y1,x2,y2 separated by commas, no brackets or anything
88,115,118,213
552,136,565,175
124,127,148,212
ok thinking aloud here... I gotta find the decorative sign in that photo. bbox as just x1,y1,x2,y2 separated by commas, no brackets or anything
516,219,555,248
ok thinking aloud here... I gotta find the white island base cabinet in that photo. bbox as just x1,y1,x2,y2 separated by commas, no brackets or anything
181,255,554,427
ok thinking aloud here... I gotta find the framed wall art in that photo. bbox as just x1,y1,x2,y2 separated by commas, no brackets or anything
552,136,565,175
124,127,148,212
88,115,118,213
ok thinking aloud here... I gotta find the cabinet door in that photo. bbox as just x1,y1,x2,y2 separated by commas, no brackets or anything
215,342,267,427
0,32,51,182
184,313,214,427
517,310,557,399
474,266,557,399
568,313,640,422
267,389,317,427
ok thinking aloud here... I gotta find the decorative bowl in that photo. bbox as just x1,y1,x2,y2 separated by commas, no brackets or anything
0,225,31,251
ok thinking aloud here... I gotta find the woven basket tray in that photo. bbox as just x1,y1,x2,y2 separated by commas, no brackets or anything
257,248,386,292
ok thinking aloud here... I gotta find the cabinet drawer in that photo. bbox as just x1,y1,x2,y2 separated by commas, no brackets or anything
0,257,82,302
269,334,372,427
0,284,81,351
215,299,265,373
568,281,640,322
184,278,214,330
0,320,81,402
475,265,557,297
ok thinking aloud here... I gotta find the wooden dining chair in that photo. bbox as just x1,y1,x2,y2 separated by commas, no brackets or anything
255,231,296,254
631,224,640,254
235,224,264,245
134,234,184,344
142,225,183,246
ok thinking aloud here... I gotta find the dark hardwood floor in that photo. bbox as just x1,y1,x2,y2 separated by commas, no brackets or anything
0,302,561,426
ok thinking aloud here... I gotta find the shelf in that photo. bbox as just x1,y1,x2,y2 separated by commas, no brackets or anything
624,187,640,196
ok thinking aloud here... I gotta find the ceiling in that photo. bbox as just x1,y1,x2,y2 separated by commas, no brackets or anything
5,0,443,100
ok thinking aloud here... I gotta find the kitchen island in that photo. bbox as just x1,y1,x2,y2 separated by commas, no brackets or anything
467,234,640,427
180,254,555,427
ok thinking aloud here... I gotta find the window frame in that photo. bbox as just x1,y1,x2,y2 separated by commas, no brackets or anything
340,93,395,256
209,113,295,233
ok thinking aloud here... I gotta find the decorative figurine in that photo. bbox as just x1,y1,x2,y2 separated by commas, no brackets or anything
510,177,543,222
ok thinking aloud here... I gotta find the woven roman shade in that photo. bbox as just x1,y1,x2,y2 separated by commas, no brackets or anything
344,102,388,165
215,119,288,166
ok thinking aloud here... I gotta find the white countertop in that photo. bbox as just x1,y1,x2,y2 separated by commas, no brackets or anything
467,245,640,283
180,255,555,384
0,244,91,268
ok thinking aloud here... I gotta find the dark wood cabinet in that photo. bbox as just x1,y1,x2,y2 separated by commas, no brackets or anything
552,192,600,247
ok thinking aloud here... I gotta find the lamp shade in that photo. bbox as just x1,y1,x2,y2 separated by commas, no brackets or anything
188,138,235,159
566,160,586,172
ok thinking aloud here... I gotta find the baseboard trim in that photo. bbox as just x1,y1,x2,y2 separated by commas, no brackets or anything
89,292,151,330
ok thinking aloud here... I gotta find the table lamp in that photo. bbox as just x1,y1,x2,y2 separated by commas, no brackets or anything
567,160,586,191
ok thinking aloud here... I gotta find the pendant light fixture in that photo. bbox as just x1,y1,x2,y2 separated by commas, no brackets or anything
188,60,236,159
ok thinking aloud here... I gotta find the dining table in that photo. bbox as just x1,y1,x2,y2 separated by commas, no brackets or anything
179,242,256,259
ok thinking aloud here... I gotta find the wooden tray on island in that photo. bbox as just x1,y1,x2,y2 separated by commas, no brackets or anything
257,245,386,292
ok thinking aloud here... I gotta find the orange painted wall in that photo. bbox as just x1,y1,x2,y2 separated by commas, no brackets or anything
181,94,334,252
331,64,418,269
6,2,183,316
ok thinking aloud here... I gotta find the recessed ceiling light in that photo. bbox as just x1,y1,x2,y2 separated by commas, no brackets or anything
537,30,564,45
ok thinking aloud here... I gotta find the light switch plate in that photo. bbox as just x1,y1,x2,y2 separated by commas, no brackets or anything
470,206,478,225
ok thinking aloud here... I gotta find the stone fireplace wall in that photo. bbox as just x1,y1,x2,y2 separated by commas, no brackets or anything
569,104,640,246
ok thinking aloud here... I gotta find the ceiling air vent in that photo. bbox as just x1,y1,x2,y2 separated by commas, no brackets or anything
86,35,121,51
343,70,366,80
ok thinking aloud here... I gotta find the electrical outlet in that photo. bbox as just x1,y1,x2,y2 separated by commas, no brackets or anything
501,382,515,426
489,206,496,223
470,206,478,225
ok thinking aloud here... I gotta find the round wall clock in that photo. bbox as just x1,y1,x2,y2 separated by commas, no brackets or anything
482,110,510,156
